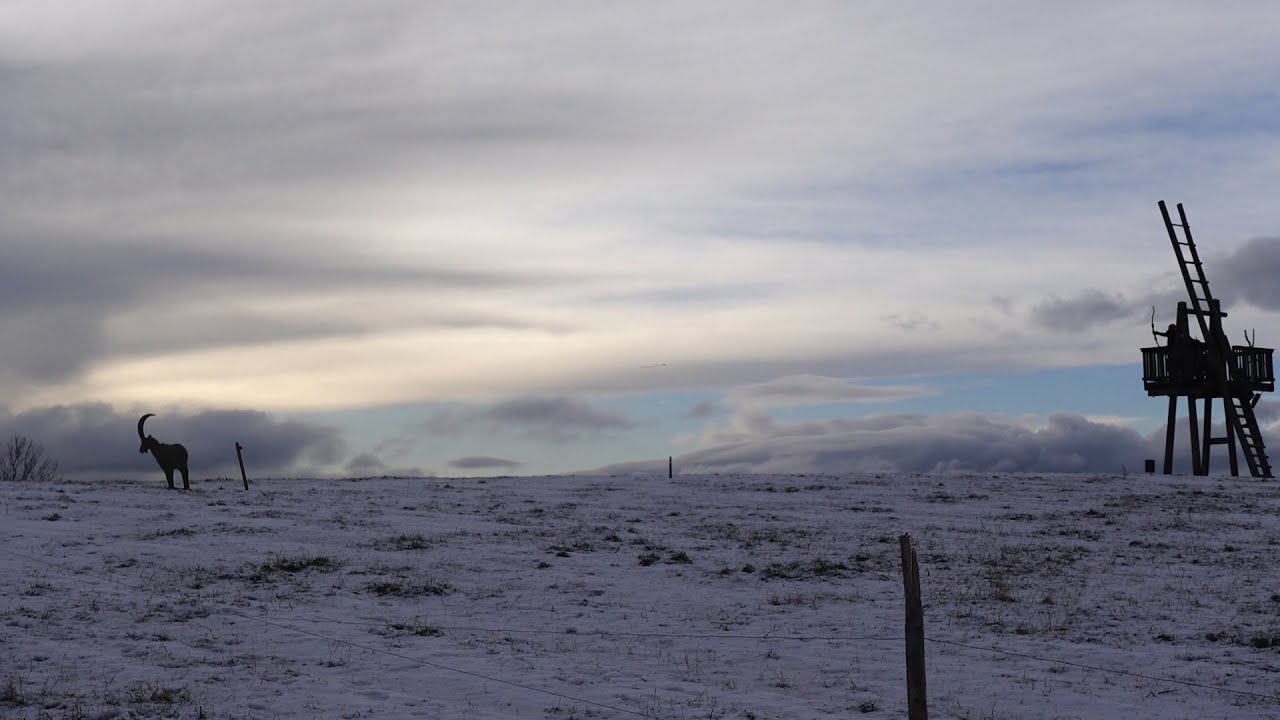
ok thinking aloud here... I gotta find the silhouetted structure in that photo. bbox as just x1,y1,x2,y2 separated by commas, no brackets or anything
138,413,191,490
1141,201,1273,477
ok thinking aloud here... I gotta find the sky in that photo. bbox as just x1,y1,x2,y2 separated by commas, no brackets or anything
3,1,1280,479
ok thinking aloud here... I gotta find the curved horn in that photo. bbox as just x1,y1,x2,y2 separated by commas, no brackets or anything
138,413,155,441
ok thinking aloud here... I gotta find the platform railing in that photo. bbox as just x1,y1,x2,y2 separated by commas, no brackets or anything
1142,345,1274,391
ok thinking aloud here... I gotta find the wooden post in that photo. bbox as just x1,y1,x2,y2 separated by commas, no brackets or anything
1227,409,1240,476
1201,396,1213,475
668,456,673,479
1163,396,1177,474
900,534,928,720
235,442,249,490
1188,395,1202,475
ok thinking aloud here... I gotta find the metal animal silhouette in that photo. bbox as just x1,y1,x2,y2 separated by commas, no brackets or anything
137,413,190,490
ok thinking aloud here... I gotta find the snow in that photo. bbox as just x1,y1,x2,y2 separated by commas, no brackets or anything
2,471,1279,719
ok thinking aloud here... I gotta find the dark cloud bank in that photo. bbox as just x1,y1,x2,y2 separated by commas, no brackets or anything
449,456,523,471
3,402,1240,480
1,403,346,479
599,412,1187,476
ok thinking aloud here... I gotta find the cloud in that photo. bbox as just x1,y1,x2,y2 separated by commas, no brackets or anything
448,456,523,471
589,284,777,307
604,411,1158,475
1032,236,1280,338
1030,290,1136,332
1024,245,1280,343
0,403,346,478
4,3,1280,418
423,395,635,443
0,233,568,407
725,374,934,409
1216,236,1280,311
1253,399,1280,424
683,400,724,419
882,311,939,333
344,451,426,478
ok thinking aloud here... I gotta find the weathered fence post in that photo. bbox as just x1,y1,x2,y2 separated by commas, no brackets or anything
900,533,928,720
668,456,673,479
235,442,249,490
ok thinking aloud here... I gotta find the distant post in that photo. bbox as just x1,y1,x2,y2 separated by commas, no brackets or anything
235,442,249,490
900,534,928,720
668,456,673,479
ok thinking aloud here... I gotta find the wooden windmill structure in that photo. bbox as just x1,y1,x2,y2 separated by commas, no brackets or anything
1141,201,1274,477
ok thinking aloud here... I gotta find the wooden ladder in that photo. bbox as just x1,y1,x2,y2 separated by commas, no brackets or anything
1160,201,1273,478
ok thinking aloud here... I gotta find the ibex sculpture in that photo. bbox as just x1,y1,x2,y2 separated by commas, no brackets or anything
138,413,190,490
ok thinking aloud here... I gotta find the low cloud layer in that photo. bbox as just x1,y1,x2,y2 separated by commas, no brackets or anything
603,411,1161,475
448,456,524,471
423,396,635,443
1,403,346,478
344,451,425,478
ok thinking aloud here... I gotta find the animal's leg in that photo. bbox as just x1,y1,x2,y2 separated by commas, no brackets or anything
164,467,175,489
180,466,190,490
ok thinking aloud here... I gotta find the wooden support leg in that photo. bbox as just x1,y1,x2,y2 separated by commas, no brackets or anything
1164,396,1177,475
1188,396,1202,476
1227,402,1240,477
1201,397,1213,476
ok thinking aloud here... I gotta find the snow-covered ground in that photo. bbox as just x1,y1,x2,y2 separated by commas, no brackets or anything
2,471,1278,719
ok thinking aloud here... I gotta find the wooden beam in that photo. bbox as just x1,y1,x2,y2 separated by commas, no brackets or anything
1227,410,1239,477
1201,397,1213,476
1188,396,1202,476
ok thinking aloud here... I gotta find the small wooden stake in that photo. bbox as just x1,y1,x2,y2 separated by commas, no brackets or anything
900,534,928,720
235,442,249,490
668,456,673,479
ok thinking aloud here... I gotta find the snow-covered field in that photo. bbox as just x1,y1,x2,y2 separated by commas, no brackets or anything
2,471,1279,719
